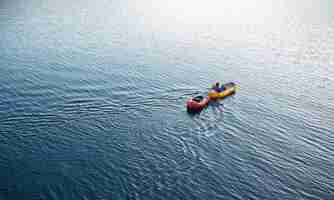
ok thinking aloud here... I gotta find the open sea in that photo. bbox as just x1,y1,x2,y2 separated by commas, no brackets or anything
1,0,334,199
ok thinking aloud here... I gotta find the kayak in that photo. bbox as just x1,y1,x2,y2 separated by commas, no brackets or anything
186,95,210,113
186,82,237,113
208,82,236,100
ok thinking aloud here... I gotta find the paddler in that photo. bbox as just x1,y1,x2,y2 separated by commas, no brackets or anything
212,82,222,92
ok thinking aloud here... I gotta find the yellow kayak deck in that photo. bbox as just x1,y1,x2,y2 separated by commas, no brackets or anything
208,82,236,99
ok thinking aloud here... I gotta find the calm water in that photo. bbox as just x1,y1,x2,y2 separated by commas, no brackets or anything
1,0,334,199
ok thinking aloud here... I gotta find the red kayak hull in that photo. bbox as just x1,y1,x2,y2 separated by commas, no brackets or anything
186,97,210,112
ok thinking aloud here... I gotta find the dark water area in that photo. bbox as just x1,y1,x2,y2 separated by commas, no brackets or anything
1,0,334,199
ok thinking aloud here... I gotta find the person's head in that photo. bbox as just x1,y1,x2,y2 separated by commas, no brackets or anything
215,82,219,87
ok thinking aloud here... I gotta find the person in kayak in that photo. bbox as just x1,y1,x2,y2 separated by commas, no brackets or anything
212,82,226,92
212,82,222,92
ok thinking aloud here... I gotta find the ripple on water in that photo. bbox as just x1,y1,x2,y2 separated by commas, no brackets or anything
1,0,334,199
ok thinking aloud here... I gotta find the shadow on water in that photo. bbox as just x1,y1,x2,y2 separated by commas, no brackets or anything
209,100,225,112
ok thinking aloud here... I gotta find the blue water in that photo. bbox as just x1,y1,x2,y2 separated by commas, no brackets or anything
1,0,334,199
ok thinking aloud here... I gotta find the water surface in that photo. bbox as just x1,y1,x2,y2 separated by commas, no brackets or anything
1,0,334,199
